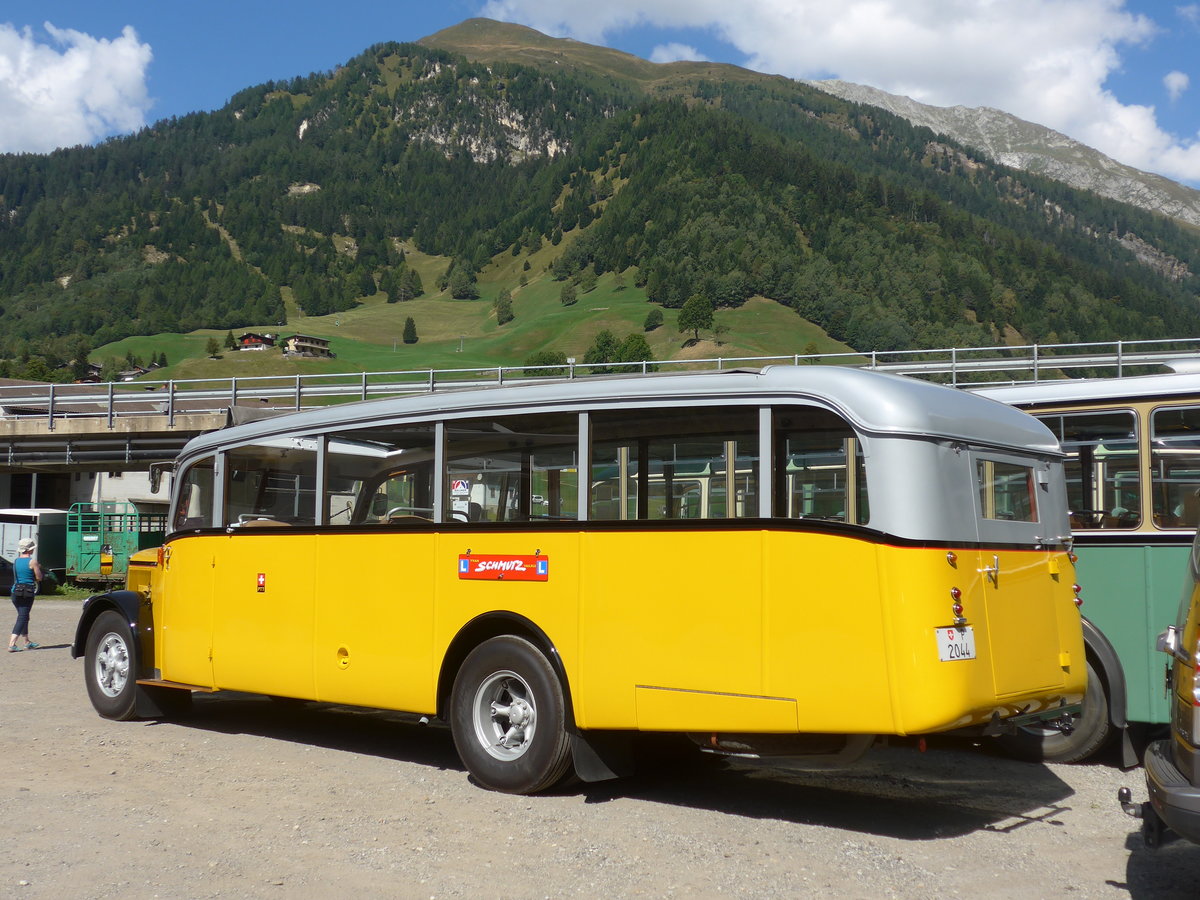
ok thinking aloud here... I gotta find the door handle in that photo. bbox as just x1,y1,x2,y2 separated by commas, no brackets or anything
978,554,999,585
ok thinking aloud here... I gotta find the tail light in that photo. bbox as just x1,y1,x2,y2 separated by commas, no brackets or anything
950,586,965,625
1072,583,1083,607
1190,638,1200,710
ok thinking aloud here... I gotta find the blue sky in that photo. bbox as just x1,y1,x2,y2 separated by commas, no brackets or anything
3,0,1199,187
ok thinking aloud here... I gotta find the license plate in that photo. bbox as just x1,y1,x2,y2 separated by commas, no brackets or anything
936,626,976,661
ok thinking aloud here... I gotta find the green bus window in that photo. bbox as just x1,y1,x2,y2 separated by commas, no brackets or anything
1151,406,1200,529
1038,410,1139,529
774,407,869,524
323,424,435,524
444,413,579,524
590,408,758,521
224,439,318,527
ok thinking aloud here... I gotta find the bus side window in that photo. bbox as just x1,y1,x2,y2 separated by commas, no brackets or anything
590,407,758,521
324,424,436,524
774,407,869,524
445,413,579,524
173,457,214,530
1038,410,1139,530
225,440,318,527
1151,405,1200,529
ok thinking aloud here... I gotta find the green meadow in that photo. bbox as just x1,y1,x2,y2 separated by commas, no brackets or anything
95,242,852,381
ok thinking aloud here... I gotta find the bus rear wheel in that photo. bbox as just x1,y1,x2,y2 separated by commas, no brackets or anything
84,610,138,721
450,635,573,794
997,659,1112,763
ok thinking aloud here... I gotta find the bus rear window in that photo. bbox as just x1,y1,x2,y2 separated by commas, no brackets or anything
977,459,1037,522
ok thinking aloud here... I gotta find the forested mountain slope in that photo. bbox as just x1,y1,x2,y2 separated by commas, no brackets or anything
0,17,1198,380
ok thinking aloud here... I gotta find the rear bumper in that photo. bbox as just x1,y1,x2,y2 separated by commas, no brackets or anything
1145,739,1200,845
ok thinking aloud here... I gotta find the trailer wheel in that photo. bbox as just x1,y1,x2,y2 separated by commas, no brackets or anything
449,635,573,794
84,610,138,721
997,659,1112,763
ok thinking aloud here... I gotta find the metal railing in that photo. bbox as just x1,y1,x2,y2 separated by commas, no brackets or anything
4,337,1200,425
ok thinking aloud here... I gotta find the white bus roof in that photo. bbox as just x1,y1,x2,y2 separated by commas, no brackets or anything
974,372,1200,408
179,366,1060,459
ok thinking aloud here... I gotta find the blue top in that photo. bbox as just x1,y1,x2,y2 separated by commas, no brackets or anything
14,557,36,586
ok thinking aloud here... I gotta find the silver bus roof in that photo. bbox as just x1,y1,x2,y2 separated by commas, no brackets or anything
179,365,1060,459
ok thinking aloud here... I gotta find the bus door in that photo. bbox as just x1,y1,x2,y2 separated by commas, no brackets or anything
313,448,439,712
208,442,318,698
160,459,217,686
970,450,1072,696
581,411,772,730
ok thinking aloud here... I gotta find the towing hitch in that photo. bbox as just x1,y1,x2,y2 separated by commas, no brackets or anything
980,702,1079,737
1118,787,1168,848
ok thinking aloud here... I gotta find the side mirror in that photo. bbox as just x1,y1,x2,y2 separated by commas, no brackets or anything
149,462,173,494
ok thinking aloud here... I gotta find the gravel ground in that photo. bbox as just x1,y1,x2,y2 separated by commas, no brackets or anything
3,600,1200,899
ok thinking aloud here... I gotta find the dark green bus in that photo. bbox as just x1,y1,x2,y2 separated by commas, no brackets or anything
979,373,1200,764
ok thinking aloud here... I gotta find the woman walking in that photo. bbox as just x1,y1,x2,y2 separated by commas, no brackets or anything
8,538,43,652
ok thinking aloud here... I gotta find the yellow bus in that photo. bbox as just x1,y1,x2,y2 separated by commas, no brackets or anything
74,367,1085,794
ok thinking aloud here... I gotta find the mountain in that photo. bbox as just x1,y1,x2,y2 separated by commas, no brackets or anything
805,79,1200,231
0,17,1198,384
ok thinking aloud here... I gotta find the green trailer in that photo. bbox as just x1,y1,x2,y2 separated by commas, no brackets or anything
66,502,166,584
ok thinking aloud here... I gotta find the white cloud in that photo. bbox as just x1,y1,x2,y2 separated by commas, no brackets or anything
649,42,707,63
1165,70,1189,102
480,0,1200,185
1180,4,1200,28
0,22,152,154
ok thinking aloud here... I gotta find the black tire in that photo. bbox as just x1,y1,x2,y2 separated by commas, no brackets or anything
449,635,573,794
84,610,139,721
996,659,1112,763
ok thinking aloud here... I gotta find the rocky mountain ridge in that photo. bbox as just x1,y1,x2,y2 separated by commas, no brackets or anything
805,79,1200,231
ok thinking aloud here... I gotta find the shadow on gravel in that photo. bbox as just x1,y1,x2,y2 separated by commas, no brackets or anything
164,692,465,774
155,694,1077,841
1123,834,1200,899
586,736,1078,841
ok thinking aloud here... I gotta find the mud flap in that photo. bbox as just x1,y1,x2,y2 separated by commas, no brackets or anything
570,731,636,783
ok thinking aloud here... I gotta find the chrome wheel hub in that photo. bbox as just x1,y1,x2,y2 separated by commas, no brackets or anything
473,670,537,761
95,632,130,698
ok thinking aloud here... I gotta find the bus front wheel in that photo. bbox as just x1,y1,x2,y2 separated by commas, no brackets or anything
84,610,138,721
449,635,573,794
997,659,1112,763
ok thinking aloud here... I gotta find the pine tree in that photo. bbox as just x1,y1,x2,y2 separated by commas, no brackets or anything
402,267,423,298
494,288,514,325
402,317,418,344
